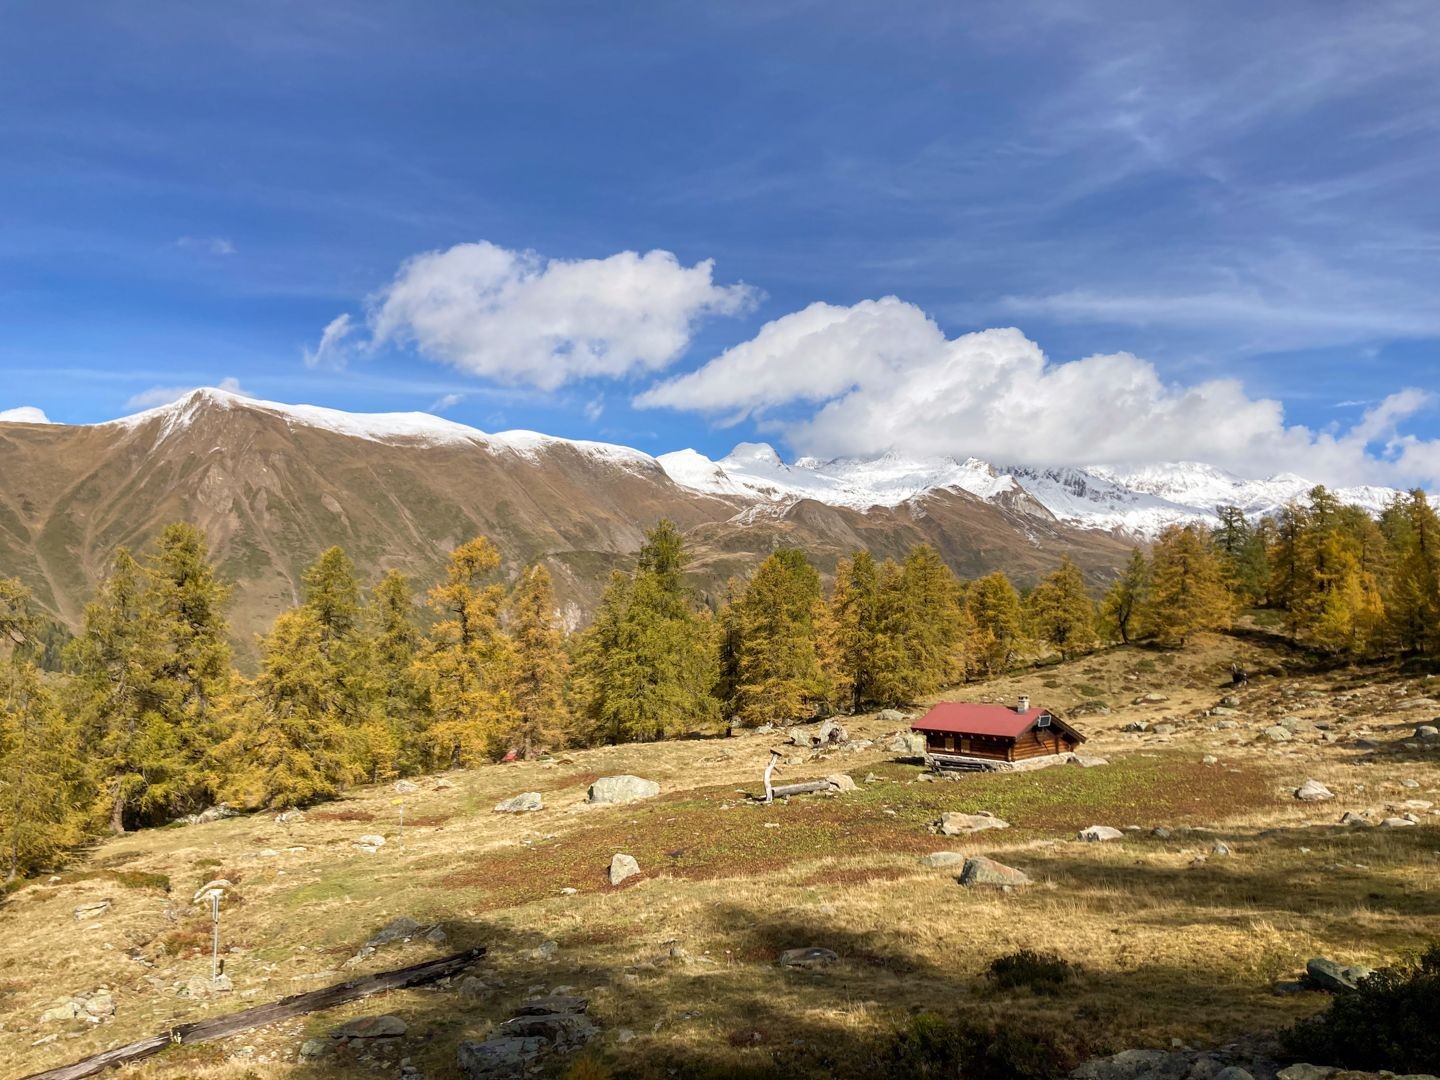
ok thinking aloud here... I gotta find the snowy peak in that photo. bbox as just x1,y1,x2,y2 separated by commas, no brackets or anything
657,445,1404,536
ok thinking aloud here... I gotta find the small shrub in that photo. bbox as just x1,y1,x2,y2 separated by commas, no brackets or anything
885,1012,1090,1079
1075,683,1105,699
112,870,170,892
1042,678,1062,688
985,949,1076,995
563,1058,613,1080
1280,943,1440,1074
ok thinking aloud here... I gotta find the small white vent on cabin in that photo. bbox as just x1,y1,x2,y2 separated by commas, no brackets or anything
1036,714,1051,728
1016,695,1030,713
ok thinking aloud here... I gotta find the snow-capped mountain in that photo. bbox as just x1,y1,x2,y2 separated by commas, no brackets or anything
655,442,1402,537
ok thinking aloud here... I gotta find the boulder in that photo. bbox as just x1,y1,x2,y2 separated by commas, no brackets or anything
877,709,908,724
276,809,306,824
393,779,420,794
84,990,115,1018
1212,841,1231,856
1077,825,1124,842
1294,779,1334,802
1152,723,1176,736
887,731,927,757
1259,726,1293,742
39,1000,83,1024
179,803,240,826
1305,956,1373,993
1072,755,1110,767
494,792,544,813
609,853,641,885
1133,693,1169,705
72,900,112,921
354,833,387,850
816,719,848,744
434,778,456,790
938,811,1010,836
920,852,967,869
366,915,422,948
779,947,839,969
1415,724,1440,740
1380,816,1417,827
1277,1067,1336,1080
1212,1069,1253,1080
332,1014,408,1039
957,855,1030,888
824,773,857,794
587,775,660,805
457,1036,548,1079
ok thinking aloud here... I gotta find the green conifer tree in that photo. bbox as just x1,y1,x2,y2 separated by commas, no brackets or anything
1143,524,1235,645
505,563,570,757
965,571,1026,677
731,549,829,724
1024,557,1098,660
1100,548,1150,644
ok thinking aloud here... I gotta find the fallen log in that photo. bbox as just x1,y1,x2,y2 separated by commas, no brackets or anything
767,780,833,798
20,946,486,1080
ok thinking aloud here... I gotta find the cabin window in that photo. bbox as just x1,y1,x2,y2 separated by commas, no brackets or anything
961,736,971,753
944,735,955,751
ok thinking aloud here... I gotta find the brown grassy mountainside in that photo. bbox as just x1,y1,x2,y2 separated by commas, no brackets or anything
0,390,1132,656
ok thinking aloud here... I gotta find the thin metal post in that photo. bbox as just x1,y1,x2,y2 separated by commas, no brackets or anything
210,891,221,981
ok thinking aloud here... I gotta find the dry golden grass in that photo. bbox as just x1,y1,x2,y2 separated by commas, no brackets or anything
2,629,1438,1078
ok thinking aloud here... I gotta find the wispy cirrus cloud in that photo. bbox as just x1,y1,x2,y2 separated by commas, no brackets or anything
125,375,250,410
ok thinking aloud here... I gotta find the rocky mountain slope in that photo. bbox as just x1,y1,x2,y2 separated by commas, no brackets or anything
0,390,1138,653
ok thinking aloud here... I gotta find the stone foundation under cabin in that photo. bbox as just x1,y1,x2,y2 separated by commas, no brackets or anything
925,750,1092,773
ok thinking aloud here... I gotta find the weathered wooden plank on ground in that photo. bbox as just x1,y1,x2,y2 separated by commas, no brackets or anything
19,946,486,1080
767,780,833,798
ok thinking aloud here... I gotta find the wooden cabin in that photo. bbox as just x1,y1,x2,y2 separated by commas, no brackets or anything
911,697,1084,771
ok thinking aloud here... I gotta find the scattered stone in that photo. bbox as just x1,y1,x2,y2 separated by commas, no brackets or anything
587,775,660,805
1214,1068,1254,1080
530,939,559,961
494,792,544,813
1339,811,1369,826
177,974,232,998
1151,826,1172,840
1152,723,1176,736
1122,721,1149,733
824,773,857,793
877,708,907,724
937,811,1010,836
816,719,848,745
920,852,967,869
72,900,112,921
366,916,423,948
434,778,456,790
1380,816,1417,827
1259,726,1293,742
332,1014,408,1040
84,990,115,1018
456,975,490,998
779,947,839,969
393,780,420,794
1277,1066,1336,1080
1072,755,1110,767
1077,824,1124,842
608,853,641,885
1215,720,1239,730
39,1000,83,1024
276,809,306,824
1202,755,1218,765
458,1036,548,1079
298,1038,329,1060
886,731,927,757
1294,779,1335,802
1271,980,1309,995
1305,956,1373,993
1212,841,1231,856
1415,724,1439,740
354,833,387,850
178,803,240,826
957,855,1030,888
1133,692,1169,705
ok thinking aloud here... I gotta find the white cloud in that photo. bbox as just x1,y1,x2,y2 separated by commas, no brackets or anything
176,236,236,256
428,392,464,413
303,313,357,370
583,395,605,422
0,406,52,424
309,242,757,391
125,376,251,410
637,297,1440,488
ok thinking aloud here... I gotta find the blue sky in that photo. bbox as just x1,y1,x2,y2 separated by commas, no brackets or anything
3,1,1439,484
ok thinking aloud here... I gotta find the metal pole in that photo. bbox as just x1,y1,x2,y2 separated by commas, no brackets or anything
210,892,221,981
764,751,780,805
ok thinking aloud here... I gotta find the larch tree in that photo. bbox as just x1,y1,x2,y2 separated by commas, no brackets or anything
1101,548,1150,644
829,551,883,712
1024,557,1098,660
873,546,966,705
965,571,1026,677
417,536,516,765
1143,524,1235,645
369,569,426,773
505,563,570,757
1381,490,1440,656
730,549,830,725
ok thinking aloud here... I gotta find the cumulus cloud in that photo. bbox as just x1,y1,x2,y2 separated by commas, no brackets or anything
125,376,251,410
308,242,756,391
0,406,52,424
636,296,1440,487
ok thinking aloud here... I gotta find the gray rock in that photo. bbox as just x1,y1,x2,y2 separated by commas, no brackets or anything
1212,841,1232,856
1072,755,1110,767
1416,724,1439,739
877,709,907,724
1215,719,1239,730
816,719,848,744
1276,1067,1335,1080
514,995,588,1016
457,1036,547,1079
1152,826,1173,840
1219,695,1240,708
938,811,1010,835
179,803,240,825
38,1000,83,1024
494,792,544,813
887,731,927,757
958,855,1030,888
587,775,660,805
778,947,839,969
332,1014,408,1039
177,974,232,998
72,900,112,921
1295,779,1334,802
354,833,386,849
921,851,967,869
1259,725,1293,742
393,780,420,794
1078,824,1124,842
1305,956,1373,993
276,809,306,824
456,975,490,998
366,916,423,947
434,778,456,790
1380,816,1417,827
1339,810,1369,826
608,853,641,885
1134,692,1169,705
1213,1069,1253,1080
530,939,559,961
1202,755,1219,765
1072,1048,1177,1080
299,1038,330,1060
1123,721,1149,733
1152,723,1176,736
825,773,857,793
84,991,115,1018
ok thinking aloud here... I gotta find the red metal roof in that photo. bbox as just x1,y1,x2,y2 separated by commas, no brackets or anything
911,702,1050,738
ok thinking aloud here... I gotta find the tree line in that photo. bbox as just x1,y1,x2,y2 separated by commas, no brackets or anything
4,486,1440,880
